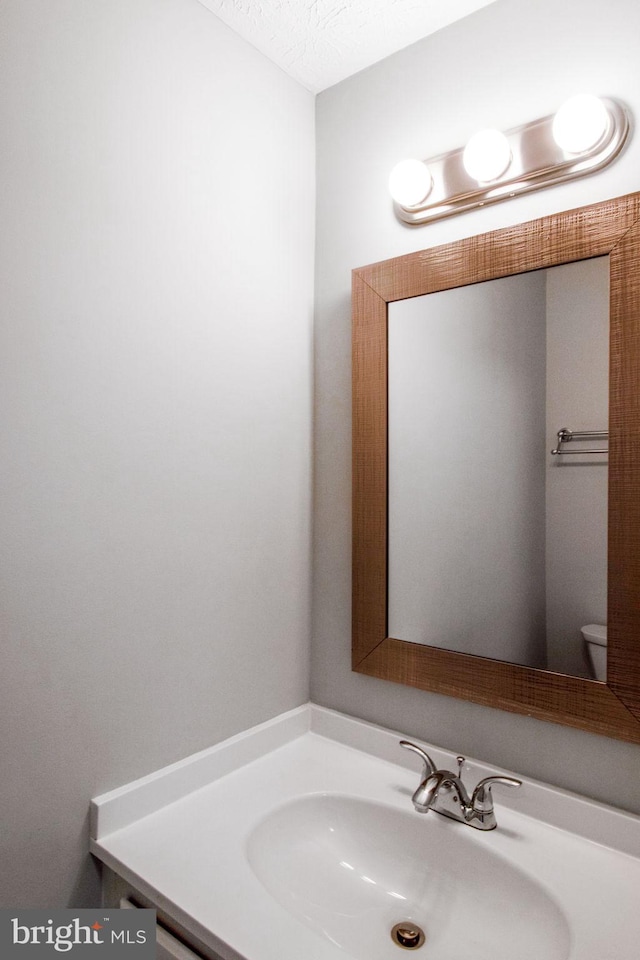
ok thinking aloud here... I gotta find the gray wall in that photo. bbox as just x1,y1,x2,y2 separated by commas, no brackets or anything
0,0,314,907
312,0,640,812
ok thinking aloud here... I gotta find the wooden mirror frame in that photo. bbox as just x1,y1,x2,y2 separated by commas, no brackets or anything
352,192,640,743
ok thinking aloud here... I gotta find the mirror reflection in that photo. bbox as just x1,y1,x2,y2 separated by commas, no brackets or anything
388,257,609,680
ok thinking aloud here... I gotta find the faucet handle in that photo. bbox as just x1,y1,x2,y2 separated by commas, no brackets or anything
471,775,522,813
399,740,437,779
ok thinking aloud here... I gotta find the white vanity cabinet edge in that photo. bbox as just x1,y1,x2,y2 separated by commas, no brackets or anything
120,897,224,960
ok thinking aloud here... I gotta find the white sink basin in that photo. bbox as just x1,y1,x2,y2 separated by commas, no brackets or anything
247,793,570,960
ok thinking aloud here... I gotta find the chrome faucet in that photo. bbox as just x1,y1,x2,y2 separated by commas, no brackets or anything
400,740,521,831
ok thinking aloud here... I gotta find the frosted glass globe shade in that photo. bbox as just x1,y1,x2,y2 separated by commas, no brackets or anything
463,129,512,182
388,159,432,207
552,95,609,154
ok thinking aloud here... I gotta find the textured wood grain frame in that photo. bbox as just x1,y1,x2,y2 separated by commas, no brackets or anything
352,192,640,743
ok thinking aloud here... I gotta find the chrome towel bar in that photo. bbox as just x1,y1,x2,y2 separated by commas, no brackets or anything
551,427,608,456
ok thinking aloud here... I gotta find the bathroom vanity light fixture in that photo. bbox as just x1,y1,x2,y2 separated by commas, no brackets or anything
389,96,630,224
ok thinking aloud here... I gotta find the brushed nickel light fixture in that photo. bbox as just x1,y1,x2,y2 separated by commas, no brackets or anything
389,95,630,224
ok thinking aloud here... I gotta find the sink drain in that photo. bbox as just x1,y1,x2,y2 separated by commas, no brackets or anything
390,922,426,950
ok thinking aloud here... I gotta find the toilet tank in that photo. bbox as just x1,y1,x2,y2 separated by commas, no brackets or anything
581,623,607,647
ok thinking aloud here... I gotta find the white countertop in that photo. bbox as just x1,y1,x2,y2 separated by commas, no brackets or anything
91,704,640,960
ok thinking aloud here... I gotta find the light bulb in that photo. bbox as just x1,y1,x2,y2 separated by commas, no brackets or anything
388,159,432,207
463,129,512,183
552,95,610,154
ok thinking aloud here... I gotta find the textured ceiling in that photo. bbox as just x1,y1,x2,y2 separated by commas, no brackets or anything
196,0,498,93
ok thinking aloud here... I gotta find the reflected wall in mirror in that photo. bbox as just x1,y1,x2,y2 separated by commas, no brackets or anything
388,258,609,679
352,193,640,743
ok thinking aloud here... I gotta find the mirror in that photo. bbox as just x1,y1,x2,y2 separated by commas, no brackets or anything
352,193,640,743
388,257,608,678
